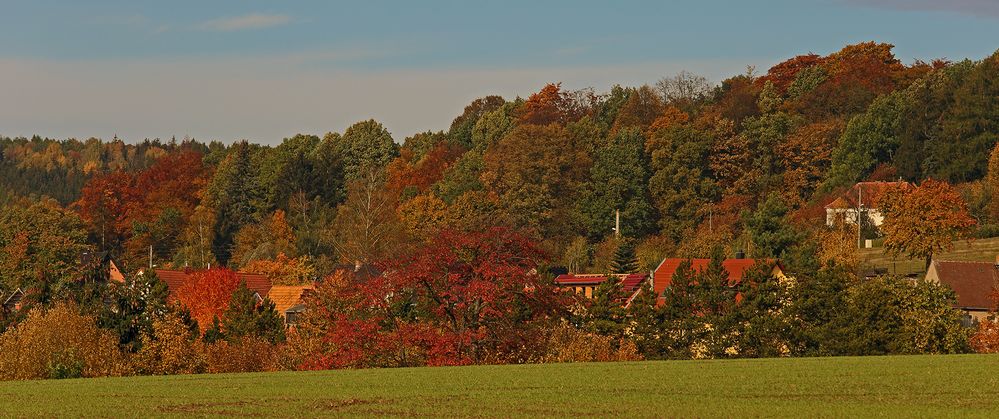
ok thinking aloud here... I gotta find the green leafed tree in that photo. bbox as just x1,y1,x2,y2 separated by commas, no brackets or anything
337,119,399,181
206,142,266,265
218,282,286,344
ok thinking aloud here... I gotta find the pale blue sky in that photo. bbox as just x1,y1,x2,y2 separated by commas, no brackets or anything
2,0,998,143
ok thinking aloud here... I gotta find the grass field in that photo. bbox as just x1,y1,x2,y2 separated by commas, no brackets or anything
2,355,999,417
860,236,999,277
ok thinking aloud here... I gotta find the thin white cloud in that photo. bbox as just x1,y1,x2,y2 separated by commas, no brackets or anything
198,13,292,32
843,0,999,18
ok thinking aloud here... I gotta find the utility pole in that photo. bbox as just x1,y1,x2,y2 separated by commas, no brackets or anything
857,184,863,249
149,245,153,269
615,209,621,239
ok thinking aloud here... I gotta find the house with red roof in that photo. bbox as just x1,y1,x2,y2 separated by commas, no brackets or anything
824,181,910,228
267,285,315,327
652,257,787,303
555,272,649,306
153,269,273,302
925,260,998,326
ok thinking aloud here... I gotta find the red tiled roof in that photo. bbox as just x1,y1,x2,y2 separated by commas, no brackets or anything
824,181,911,210
653,258,773,297
154,269,273,299
555,274,610,286
930,261,998,310
556,273,648,292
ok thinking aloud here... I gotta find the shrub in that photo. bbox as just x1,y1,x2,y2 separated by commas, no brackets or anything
134,313,206,375
534,322,643,363
203,337,281,374
0,303,128,380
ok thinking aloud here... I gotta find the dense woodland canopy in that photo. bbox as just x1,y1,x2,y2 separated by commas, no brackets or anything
2,42,999,377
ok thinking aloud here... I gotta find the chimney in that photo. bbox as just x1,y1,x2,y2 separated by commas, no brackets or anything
735,250,746,260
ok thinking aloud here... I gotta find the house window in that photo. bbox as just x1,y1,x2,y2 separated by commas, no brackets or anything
286,312,299,326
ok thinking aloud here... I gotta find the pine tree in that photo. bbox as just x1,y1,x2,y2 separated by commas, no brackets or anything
695,248,742,357
587,277,625,338
99,269,170,352
609,239,639,274
627,280,664,358
660,259,699,358
219,282,285,344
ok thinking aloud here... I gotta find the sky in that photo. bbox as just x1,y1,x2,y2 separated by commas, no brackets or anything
1,0,998,145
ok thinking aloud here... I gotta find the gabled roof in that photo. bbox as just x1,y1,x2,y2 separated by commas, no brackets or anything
653,258,776,296
824,181,911,210
556,273,647,292
929,261,997,310
2,288,24,306
154,269,272,300
268,285,315,315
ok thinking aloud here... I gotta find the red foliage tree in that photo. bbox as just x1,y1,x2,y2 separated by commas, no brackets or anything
386,142,466,196
298,228,567,369
74,171,140,249
759,53,823,94
175,268,243,329
517,83,593,126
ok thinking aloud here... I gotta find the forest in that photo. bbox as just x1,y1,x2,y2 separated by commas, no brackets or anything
1,42,999,378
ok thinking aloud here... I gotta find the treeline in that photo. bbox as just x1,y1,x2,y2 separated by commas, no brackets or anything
3,43,999,286
0,229,979,380
1,42,999,378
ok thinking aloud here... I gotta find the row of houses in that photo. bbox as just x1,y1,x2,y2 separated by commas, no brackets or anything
146,268,314,326
559,254,997,327
556,255,789,308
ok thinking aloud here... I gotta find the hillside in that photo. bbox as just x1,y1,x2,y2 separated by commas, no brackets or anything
3,355,999,417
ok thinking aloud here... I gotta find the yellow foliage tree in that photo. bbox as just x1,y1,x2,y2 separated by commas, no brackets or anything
881,180,976,269
134,313,206,375
0,303,128,380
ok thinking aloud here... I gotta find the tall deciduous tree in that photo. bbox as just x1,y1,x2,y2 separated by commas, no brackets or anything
0,198,89,291
331,168,406,264
337,119,399,181
880,180,976,269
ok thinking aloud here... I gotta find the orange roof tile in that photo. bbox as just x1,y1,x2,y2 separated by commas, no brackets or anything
930,261,998,310
268,285,315,314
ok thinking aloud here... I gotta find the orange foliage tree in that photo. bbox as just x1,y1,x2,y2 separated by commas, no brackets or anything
517,83,594,126
74,171,139,250
175,268,243,329
880,179,976,269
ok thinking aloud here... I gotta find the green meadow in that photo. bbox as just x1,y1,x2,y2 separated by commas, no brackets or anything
860,236,999,276
2,355,999,417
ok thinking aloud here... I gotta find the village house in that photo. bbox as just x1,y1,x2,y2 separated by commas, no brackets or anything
1,288,25,312
79,251,127,283
652,256,788,303
153,269,273,303
555,273,649,306
924,260,997,326
267,285,315,327
824,181,910,228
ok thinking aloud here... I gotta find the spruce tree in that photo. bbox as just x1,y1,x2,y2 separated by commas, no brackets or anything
609,239,639,274
627,280,664,358
219,282,286,344
660,259,699,358
588,277,625,338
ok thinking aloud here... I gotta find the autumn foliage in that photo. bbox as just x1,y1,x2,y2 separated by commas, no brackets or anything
880,179,977,267
174,268,243,329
